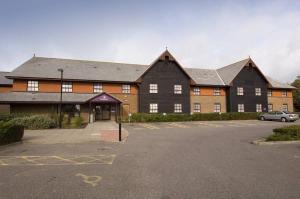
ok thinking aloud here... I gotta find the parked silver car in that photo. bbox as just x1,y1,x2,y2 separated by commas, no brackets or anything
259,111,299,122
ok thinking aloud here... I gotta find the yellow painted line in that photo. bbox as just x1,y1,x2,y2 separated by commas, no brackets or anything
76,173,102,187
167,123,189,128
0,155,116,166
138,123,160,129
196,122,221,128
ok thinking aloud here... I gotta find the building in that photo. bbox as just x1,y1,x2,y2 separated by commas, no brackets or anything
0,72,13,113
0,50,295,122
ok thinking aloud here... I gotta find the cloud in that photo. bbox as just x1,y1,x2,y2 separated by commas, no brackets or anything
0,0,300,83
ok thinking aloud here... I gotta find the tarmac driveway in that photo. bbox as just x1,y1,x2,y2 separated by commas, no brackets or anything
0,120,299,199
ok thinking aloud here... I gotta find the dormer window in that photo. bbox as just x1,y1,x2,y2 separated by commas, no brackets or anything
27,80,39,92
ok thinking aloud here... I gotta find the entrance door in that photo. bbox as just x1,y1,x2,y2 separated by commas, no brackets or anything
102,104,111,120
95,104,111,121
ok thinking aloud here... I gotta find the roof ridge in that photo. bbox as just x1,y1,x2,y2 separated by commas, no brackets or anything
33,56,149,67
217,57,250,70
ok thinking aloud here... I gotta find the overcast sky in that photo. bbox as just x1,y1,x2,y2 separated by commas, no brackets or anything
1,0,300,83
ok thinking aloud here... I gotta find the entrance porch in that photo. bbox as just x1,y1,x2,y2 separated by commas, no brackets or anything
88,93,122,123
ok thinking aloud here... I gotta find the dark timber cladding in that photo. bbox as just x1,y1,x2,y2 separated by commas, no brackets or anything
228,62,268,112
139,53,191,113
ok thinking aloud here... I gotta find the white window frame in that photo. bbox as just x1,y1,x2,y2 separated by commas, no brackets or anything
62,82,72,93
267,90,272,97
237,87,244,96
122,84,131,94
282,90,287,97
149,103,158,113
174,85,182,94
93,83,103,93
256,104,262,112
149,84,158,93
282,104,288,112
255,88,261,96
238,104,244,112
268,104,273,112
193,87,200,96
213,88,221,96
174,103,182,113
27,80,39,92
193,103,201,113
214,103,221,113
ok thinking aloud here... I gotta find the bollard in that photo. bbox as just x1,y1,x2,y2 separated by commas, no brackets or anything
119,122,122,142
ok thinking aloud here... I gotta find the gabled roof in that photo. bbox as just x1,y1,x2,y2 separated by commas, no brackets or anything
5,52,293,89
0,71,13,86
7,57,148,83
137,50,196,84
266,76,295,89
185,68,225,86
216,58,251,85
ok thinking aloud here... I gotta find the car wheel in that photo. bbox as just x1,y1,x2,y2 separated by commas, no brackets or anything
281,117,287,122
260,116,265,121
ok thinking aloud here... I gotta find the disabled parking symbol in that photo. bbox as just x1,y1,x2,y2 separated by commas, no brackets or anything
76,173,102,187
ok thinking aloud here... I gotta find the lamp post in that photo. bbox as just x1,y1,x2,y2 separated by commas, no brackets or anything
58,68,63,128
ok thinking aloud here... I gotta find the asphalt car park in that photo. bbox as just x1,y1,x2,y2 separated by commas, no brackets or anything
0,120,299,199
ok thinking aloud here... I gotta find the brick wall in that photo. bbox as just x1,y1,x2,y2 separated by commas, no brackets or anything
0,86,12,93
268,90,293,112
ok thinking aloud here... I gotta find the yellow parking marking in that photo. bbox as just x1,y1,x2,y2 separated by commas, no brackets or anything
0,155,116,166
76,173,102,187
138,123,160,129
196,122,221,128
167,123,189,128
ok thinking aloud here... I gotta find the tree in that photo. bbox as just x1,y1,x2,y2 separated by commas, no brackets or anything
291,76,300,111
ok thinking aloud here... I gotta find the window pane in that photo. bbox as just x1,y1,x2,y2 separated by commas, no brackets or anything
27,80,39,92
62,82,72,93
174,104,182,113
174,85,182,94
193,87,200,95
214,103,221,112
149,103,158,113
149,84,158,93
194,103,201,112
122,85,131,94
93,83,103,93
214,88,221,96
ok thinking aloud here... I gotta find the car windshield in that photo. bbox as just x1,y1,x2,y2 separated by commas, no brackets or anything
283,111,291,114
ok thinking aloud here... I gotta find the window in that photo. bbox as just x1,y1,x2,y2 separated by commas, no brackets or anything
174,85,182,94
282,104,288,112
122,84,131,94
267,90,272,97
149,103,158,113
268,104,273,112
213,88,221,96
193,103,201,113
255,88,261,96
237,87,244,96
62,82,72,93
238,104,244,112
174,104,182,113
93,83,103,93
214,103,221,113
149,84,158,93
193,87,200,95
256,104,262,112
27,80,38,92
282,90,287,97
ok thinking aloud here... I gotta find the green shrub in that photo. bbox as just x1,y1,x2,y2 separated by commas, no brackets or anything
0,121,24,145
125,112,260,123
266,125,300,141
70,116,84,128
9,115,57,130
0,113,31,122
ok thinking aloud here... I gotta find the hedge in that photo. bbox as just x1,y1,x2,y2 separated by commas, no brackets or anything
9,115,57,130
0,113,31,122
125,112,260,123
266,125,300,141
0,121,24,145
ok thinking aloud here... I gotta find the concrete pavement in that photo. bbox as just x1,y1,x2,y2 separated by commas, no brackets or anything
0,120,299,199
